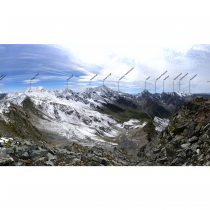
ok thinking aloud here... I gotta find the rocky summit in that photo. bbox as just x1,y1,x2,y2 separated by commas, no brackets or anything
138,97,210,166
0,137,136,166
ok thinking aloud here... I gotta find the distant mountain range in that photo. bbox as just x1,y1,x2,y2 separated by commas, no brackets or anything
0,86,208,143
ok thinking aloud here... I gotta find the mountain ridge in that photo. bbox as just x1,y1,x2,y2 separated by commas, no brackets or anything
0,86,209,165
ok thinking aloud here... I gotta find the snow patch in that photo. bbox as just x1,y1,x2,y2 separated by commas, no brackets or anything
3,87,121,144
175,92,189,97
0,137,13,146
122,119,147,129
154,117,169,132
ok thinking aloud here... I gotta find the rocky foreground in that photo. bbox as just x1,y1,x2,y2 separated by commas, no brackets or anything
139,97,210,166
0,137,135,166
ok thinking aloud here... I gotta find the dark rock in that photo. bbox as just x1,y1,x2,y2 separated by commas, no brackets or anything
205,154,210,160
47,153,57,161
0,147,7,155
186,122,196,138
101,158,110,166
5,148,14,155
30,149,48,158
199,134,209,142
14,145,28,155
153,148,161,154
170,136,183,148
203,123,210,131
45,160,54,166
207,148,210,153
30,145,39,151
157,157,167,163
171,157,185,165
165,145,176,157
198,154,204,161
195,124,202,133
186,149,193,158
174,135,184,142
191,144,199,152
21,151,30,159
0,157,14,166
207,128,210,136
176,149,187,158
172,124,187,135
189,136,198,143
181,143,191,150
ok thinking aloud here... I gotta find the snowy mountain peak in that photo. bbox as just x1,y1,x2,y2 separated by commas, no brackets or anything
83,85,117,96
25,86,48,93
175,92,190,97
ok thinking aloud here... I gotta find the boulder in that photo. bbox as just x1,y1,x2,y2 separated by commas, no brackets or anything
172,124,187,135
21,151,30,159
157,157,168,163
0,157,14,166
47,153,57,161
45,160,54,166
30,149,48,158
203,123,210,131
189,136,198,143
181,143,191,150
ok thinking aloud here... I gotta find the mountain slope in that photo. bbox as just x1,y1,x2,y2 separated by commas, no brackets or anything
79,86,187,122
139,97,210,166
135,90,188,118
1,87,124,146
0,100,44,143
0,86,189,147
1,86,209,166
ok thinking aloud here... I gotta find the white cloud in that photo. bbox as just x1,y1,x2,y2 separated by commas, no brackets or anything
59,43,210,93
23,79,40,84
1,0,210,93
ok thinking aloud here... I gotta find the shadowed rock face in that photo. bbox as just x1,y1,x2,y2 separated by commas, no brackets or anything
80,87,190,119
116,97,138,109
139,97,210,166
0,102,44,142
0,94,7,100
135,91,188,118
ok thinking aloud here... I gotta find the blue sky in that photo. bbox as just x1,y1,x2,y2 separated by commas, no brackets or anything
0,44,89,92
0,44,210,94
1,1,210,94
